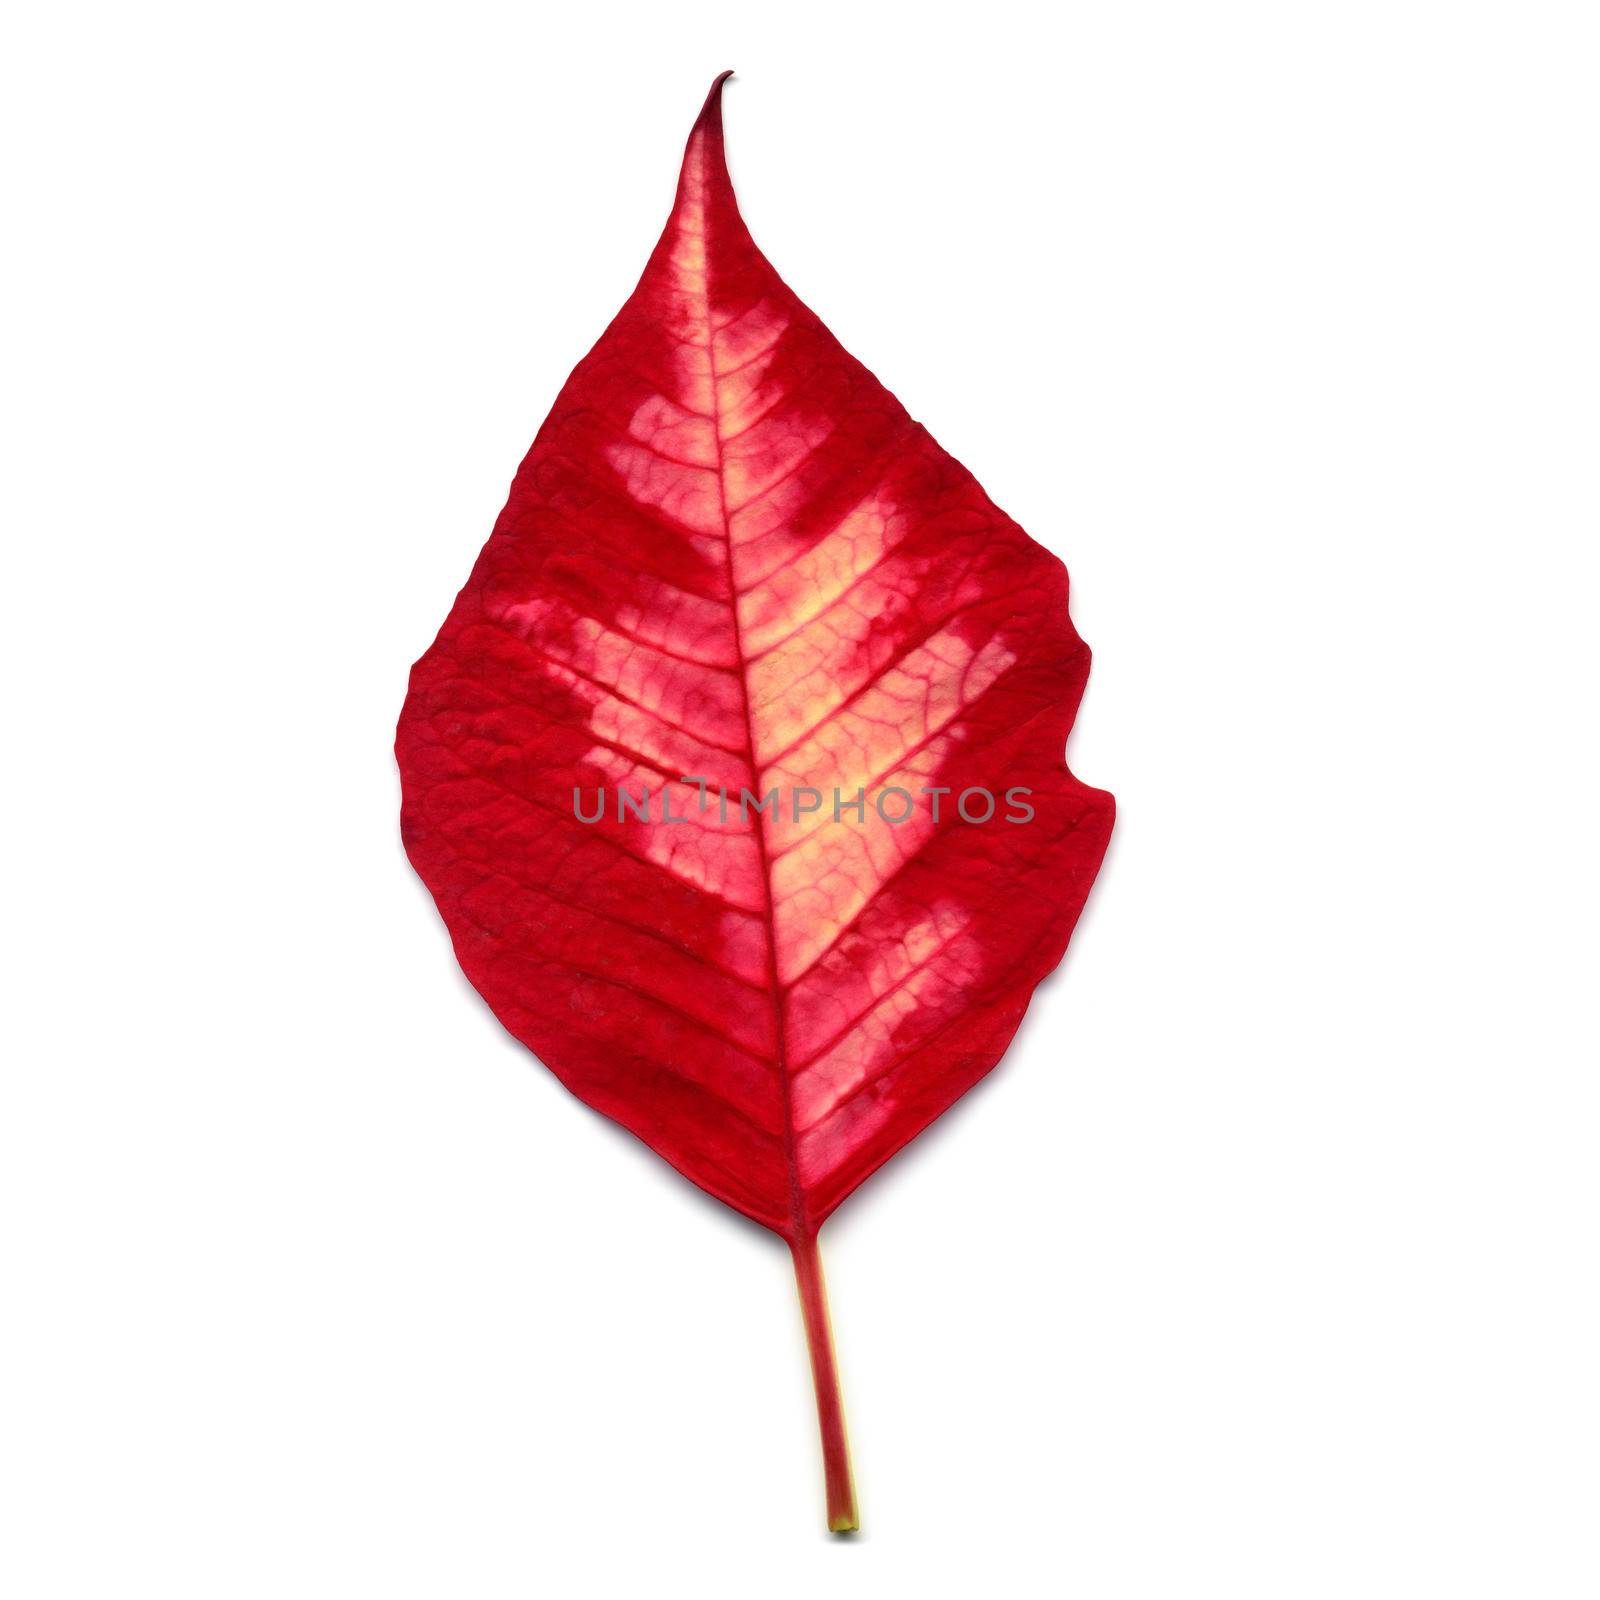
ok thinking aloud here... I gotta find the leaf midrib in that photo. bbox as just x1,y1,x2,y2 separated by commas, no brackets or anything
694,232,809,1243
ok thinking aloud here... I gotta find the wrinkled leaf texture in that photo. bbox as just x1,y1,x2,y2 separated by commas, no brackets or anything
397,73,1113,1529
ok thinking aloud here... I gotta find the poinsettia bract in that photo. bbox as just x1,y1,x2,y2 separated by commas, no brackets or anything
397,73,1113,1531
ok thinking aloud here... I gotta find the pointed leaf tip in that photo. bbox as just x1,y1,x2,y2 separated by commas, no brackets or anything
695,70,734,133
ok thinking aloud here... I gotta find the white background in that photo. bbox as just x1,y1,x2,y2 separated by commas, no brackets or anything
3,2,1597,1594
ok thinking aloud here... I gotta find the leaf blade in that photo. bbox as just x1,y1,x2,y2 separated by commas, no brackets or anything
397,71,1113,1235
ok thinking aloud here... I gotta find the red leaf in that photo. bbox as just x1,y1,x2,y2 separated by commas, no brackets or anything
397,72,1113,1530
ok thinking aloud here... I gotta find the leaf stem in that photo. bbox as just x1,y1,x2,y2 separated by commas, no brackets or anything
790,1230,859,1533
